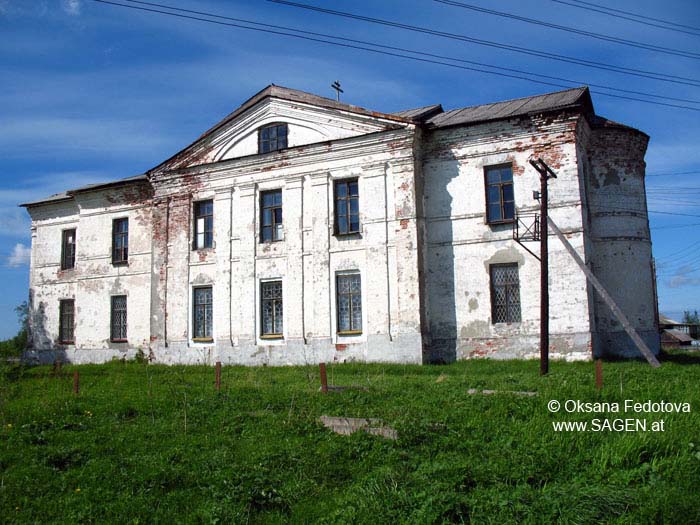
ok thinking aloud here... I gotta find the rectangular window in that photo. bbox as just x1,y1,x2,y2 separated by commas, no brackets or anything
193,200,213,250
61,229,76,270
112,218,129,264
193,287,213,340
336,273,362,334
259,123,288,154
334,179,360,235
485,164,515,223
260,190,283,242
490,264,521,323
110,295,127,342
261,281,283,338
59,299,75,344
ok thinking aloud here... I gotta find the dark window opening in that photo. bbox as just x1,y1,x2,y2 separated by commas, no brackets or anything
110,295,127,342
258,123,288,154
112,218,129,264
334,179,360,235
261,281,283,338
337,273,362,334
193,287,213,340
61,229,76,270
490,263,521,323
193,200,213,250
59,299,75,344
260,190,283,242
485,164,515,223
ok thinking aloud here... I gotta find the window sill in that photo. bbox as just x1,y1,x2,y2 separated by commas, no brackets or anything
59,341,75,345
260,334,283,340
337,330,362,336
110,339,128,343
192,337,214,343
334,232,362,239
486,219,515,226
112,261,128,267
259,239,284,244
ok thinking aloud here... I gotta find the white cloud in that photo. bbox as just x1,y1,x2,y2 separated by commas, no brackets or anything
667,265,700,288
7,243,30,267
62,0,80,16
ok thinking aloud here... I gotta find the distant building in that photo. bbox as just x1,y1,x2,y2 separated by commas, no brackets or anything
659,314,699,348
21,84,660,365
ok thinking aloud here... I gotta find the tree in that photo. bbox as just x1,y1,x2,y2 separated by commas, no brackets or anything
682,310,699,324
0,301,28,358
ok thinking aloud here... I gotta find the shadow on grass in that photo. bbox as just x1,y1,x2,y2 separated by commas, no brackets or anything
660,349,700,365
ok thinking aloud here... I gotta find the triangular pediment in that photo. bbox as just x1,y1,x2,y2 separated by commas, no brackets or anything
150,85,410,173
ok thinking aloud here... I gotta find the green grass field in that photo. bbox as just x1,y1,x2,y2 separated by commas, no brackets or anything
1,354,699,524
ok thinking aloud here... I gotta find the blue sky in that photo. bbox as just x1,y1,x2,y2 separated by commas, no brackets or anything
1,0,699,338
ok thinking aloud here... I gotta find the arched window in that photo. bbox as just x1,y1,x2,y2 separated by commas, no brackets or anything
258,123,288,153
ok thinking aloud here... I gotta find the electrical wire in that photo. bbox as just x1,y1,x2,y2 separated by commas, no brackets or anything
435,0,700,60
551,0,700,37
87,0,700,112
270,0,700,88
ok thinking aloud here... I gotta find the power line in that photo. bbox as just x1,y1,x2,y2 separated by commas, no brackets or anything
551,0,700,37
647,170,700,177
435,0,700,60
270,0,700,88
651,222,700,230
86,0,700,111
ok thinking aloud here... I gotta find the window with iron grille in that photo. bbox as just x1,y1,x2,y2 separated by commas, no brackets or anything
61,229,76,270
59,299,75,344
110,295,127,341
193,287,213,340
334,179,360,235
260,190,283,242
490,264,521,323
193,200,213,250
336,273,362,334
258,123,288,154
112,218,129,264
485,164,515,223
261,281,283,338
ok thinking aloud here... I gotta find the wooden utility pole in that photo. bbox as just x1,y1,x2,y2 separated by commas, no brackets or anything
529,159,557,375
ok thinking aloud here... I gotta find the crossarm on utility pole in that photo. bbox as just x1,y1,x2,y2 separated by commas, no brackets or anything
547,218,660,368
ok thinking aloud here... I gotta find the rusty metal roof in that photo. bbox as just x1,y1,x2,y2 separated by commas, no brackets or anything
20,174,148,207
426,87,592,129
392,104,443,121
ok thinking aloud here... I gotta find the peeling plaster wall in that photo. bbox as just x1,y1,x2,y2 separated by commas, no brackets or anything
146,126,424,366
421,113,593,362
24,184,154,364
583,122,660,357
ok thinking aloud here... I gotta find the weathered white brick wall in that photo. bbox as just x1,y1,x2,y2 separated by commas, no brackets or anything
421,113,593,361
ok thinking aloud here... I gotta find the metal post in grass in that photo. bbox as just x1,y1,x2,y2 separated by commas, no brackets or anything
319,362,328,394
215,361,221,392
73,370,80,395
595,359,603,390
53,360,62,377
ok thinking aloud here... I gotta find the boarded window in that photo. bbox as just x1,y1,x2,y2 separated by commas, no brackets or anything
490,264,521,323
336,273,362,334
112,218,129,264
260,190,283,242
258,123,288,154
61,229,76,270
59,299,75,343
193,287,213,340
193,200,213,250
261,281,283,337
110,295,127,341
485,164,515,223
334,179,360,235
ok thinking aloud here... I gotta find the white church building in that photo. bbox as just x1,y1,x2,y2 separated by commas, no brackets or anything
21,84,660,365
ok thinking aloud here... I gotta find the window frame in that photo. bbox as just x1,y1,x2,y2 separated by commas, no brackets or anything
192,286,213,342
258,123,288,154
110,295,128,342
112,218,129,265
484,164,515,224
260,189,283,243
193,200,214,250
260,280,283,339
334,178,360,236
489,263,522,324
59,299,75,344
336,272,362,335
60,228,76,270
